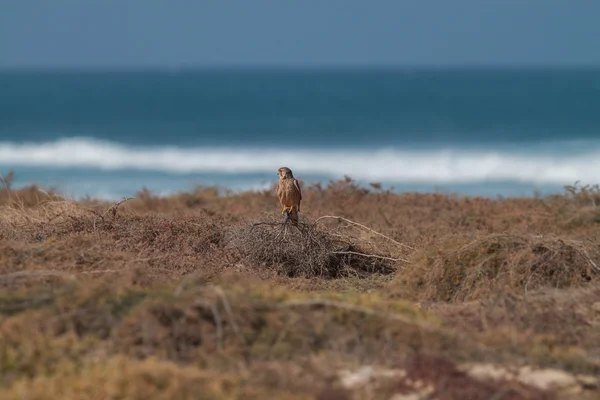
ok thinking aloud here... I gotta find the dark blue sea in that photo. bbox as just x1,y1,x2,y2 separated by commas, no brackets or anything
1,68,599,200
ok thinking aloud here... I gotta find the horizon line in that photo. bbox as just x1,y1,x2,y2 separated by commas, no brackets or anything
1,63,600,73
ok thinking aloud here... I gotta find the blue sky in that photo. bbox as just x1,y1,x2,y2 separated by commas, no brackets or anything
1,0,599,68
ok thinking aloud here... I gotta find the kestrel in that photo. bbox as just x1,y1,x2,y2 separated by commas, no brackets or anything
276,167,302,224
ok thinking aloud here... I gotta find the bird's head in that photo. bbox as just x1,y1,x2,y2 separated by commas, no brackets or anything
277,167,294,179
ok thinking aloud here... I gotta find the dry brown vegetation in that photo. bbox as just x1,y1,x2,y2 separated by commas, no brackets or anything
1,173,600,399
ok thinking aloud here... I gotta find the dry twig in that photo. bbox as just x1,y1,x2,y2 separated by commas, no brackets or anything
315,215,414,250
0,171,13,203
173,281,249,364
103,197,134,219
332,251,410,263
211,285,249,363
209,302,224,352
80,270,121,275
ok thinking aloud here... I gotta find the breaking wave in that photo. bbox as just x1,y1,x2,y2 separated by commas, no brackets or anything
1,137,599,185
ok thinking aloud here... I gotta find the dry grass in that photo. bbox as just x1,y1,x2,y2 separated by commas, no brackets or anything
0,176,600,399
387,233,598,303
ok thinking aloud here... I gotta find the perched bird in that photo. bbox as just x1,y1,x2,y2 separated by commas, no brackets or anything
276,167,302,225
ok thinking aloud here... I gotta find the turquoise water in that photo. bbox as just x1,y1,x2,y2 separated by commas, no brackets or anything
1,68,599,199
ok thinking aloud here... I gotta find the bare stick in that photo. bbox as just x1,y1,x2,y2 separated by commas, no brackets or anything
315,215,414,250
563,240,600,274
209,303,224,352
251,221,286,228
250,221,287,233
0,172,13,203
570,244,600,273
332,251,410,263
577,247,600,275
172,281,249,363
102,197,134,219
274,228,284,241
80,270,121,274
76,205,106,232
173,273,199,296
211,286,247,354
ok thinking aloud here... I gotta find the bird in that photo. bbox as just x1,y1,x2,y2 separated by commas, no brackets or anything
276,167,302,225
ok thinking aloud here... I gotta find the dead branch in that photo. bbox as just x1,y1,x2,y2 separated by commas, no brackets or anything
85,197,133,231
0,171,13,203
209,303,224,352
172,281,249,364
332,251,410,263
173,269,216,297
250,220,304,240
103,197,134,219
315,215,415,250
74,207,103,232
212,286,242,339
174,282,243,347
564,240,600,275
211,285,248,363
250,221,287,232
80,270,121,274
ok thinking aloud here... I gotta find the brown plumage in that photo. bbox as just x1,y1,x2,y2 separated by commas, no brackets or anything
276,167,302,224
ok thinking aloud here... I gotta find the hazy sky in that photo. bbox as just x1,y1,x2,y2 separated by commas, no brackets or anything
1,1,599,68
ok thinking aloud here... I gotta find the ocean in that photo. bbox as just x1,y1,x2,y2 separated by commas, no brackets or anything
1,67,599,200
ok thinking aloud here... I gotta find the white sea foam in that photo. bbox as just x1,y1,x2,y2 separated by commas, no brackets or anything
0,137,598,185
